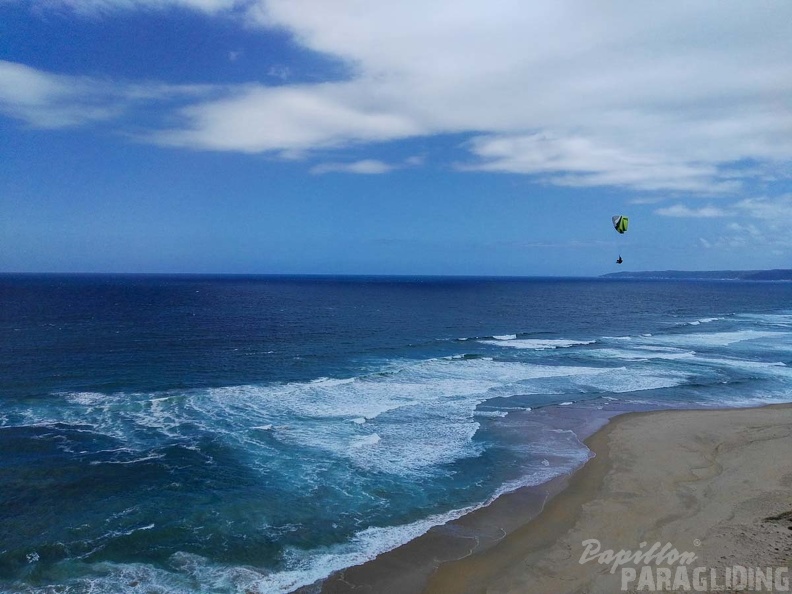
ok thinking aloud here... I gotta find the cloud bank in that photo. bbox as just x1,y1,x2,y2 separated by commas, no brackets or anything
2,0,792,192
0,60,213,128
659,194,792,251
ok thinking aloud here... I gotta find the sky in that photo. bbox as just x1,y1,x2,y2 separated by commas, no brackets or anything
1,0,791,276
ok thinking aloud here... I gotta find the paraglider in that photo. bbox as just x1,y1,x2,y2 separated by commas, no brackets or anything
612,215,628,264
612,215,629,234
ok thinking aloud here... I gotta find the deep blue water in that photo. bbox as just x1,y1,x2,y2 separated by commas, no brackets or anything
1,274,791,593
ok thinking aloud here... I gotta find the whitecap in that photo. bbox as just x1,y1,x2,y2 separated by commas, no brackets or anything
63,392,109,406
646,330,784,348
684,317,724,326
588,347,695,361
351,434,381,448
479,339,595,350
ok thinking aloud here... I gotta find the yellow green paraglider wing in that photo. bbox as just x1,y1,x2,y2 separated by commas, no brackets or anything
612,215,629,234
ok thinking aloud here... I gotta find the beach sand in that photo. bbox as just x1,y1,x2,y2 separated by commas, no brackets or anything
314,404,792,593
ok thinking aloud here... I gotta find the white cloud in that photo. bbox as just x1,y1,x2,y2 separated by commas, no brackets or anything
732,195,792,223
310,159,395,175
5,0,792,193
686,195,792,249
463,134,739,192
654,204,728,218
0,60,121,127
629,197,668,205
656,195,792,222
728,195,792,247
238,0,792,192
0,60,213,128
34,0,246,15
150,82,422,153
309,155,422,175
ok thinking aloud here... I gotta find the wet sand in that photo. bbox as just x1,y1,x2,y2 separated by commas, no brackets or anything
312,404,792,593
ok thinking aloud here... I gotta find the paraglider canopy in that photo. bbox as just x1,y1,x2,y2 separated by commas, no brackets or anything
612,215,629,234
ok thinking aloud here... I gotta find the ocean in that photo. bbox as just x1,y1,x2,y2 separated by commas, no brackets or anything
1,274,790,593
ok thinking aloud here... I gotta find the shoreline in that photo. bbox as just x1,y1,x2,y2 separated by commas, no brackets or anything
309,403,792,593
305,404,618,594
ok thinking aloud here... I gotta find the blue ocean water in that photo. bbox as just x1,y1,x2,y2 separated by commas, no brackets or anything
1,274,790,593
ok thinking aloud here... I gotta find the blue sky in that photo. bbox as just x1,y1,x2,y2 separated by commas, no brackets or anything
1,1,791,276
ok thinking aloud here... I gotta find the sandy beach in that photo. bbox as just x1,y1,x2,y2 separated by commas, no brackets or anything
317,404,792,593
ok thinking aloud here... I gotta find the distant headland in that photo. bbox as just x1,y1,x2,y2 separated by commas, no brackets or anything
601,269,792,280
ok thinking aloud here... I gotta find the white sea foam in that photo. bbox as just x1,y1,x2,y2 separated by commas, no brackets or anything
200,445,590,594
30,444,591,594
195,357,610,476
36,357,615,477
309,376,356,387
40,357,608,467
474,410,509,417
735,313,792,329
589,347,695,361
688,356,792,378
646,330,785,348
89,452,165,466
20,559,196,594
63,391,109,406
570,368,690,394
480,338,595,350
351,433,381,448
684,317,724,326
707,389,792,408
492,334,517,340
